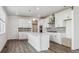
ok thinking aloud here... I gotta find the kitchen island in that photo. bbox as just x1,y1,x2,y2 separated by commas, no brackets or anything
27,32,49,52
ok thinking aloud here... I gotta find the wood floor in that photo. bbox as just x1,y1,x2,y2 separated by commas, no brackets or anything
49,41,71,53
1,40,71,53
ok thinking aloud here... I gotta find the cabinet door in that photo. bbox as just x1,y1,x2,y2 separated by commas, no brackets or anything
63,8,73,19
66,20,72,39
52,35,56,42
55,8,72,27
19,32,28,39
50,35,54,41
52,34,59,43
55,13,64,27
50,34,56,42
50,34,62,44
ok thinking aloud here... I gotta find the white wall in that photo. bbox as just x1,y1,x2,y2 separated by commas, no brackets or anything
7,16,19,39
0,7,8,51
72,7,79,50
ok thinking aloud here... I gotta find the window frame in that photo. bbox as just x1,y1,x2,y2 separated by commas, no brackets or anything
0,17,5,35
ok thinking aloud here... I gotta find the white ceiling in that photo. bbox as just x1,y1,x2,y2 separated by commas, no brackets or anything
4,6,70,18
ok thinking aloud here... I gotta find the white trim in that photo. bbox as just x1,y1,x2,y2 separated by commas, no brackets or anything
0,32,5,35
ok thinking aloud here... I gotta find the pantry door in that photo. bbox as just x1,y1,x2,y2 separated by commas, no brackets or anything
32,20,38,32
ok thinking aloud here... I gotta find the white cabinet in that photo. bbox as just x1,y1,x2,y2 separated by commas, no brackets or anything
38,18,49,32
18,19,32,39
63,9,73,19
19,32,28,39
55,8,72,27
28,33,49,52
55,12,65,27
65,20,72,39
49,33,65,44
19,19,32,28
51,33,62,44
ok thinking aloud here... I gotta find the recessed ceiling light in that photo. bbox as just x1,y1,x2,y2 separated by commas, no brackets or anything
33,18,36,21
36,7,39,10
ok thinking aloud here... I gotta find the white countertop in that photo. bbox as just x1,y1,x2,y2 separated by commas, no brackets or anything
28,32,49,37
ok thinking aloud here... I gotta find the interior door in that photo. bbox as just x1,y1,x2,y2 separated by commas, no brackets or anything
32,20,38,32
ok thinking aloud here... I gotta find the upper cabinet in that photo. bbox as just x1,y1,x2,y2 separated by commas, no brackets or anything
55,8,73,27
55,12,64,27
18,18,32,28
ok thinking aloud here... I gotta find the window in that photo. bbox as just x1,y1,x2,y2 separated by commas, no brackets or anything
0,21,1,33
0,17,5,34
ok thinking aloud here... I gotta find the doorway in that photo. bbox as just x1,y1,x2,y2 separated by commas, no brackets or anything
32,20,38,32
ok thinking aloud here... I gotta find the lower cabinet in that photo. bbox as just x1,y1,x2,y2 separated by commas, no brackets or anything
50,33,65,44
18,32,28,40
28,33,49,52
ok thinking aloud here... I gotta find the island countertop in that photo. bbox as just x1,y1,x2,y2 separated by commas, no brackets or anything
27,32,49,52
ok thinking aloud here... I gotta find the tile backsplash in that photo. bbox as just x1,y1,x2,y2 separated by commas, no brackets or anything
18,28,31,32
56,27,66,33
47,24,66,33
